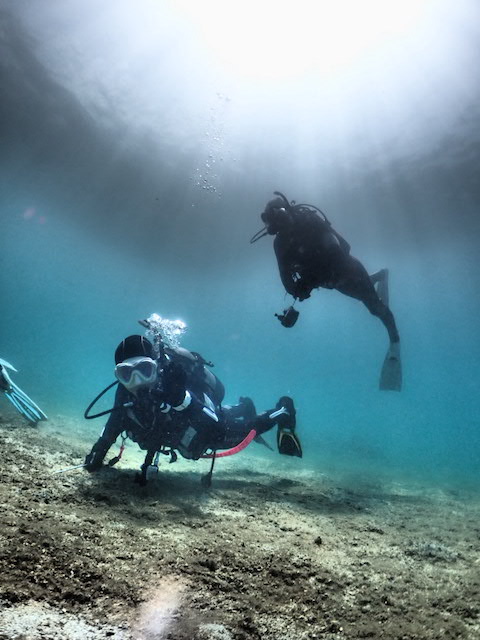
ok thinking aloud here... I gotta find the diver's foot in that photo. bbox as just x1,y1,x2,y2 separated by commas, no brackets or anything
275,398,302,458
380,269,389,289
373,268,389,305
387,341,400,361
370,268,387,284
273,396,296,430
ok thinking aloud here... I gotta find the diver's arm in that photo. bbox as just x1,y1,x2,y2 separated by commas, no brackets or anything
84,387,126,470
279,263,299,296
274,237,298,296
275,240,311,299
84,421,123,470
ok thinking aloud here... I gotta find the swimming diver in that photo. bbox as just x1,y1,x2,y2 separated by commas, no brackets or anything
0,358,48,424
84,324,302,486
250,192,402,391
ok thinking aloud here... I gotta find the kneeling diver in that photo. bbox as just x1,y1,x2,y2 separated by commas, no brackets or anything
84,319,302,486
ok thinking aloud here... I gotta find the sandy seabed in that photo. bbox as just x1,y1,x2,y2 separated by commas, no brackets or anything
0,414,479,640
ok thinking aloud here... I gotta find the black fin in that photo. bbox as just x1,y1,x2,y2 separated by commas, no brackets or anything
277,429,303,458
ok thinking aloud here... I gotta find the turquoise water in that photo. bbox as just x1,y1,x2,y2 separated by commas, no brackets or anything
1,1,479,490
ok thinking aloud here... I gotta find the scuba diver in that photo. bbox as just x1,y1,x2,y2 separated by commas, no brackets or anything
84,315,302,486
0,358,48,424
250,192,402,391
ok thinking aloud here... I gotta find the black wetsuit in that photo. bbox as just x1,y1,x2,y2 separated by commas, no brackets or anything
85,347,281,469
274,208,399,343
274,208,349,295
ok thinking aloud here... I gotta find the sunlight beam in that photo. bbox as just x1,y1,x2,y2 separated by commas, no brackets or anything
171,0,437,82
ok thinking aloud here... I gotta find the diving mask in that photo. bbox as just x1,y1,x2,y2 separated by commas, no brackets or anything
115,356,158,391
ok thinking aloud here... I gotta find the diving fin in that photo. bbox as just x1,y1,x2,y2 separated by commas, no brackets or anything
5,386,48,423
1,361,48,424
271,396,301,457
380,342,402,391
277,428,303,458
0,358,18,373
254,433,274,451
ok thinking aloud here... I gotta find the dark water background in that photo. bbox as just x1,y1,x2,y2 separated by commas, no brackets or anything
1,1,479,489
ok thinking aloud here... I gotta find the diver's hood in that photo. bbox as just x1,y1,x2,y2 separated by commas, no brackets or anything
250,191,291,243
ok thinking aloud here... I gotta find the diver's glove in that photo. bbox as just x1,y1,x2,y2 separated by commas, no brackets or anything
293,282,311,301
84,438,110,471
84,451,104,471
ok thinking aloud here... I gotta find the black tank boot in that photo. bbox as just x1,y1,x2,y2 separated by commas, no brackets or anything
273,397,302,458
274,396,296,430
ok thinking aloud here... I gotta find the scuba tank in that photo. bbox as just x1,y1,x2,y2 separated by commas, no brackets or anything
274,191,351,255
165,347,225,407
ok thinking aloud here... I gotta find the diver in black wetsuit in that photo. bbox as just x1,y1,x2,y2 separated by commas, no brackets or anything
84,334,301,485
251,192,402,390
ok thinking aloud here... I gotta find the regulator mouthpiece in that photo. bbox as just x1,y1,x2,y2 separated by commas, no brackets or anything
250,227,269,244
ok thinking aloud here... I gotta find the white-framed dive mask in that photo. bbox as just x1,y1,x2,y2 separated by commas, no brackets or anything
114,356,158,391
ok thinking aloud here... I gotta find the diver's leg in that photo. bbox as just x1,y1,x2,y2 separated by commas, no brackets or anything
254,397,302,458
218,398,258,449
135,449,156,486
335,258,402,390
218,397,301,456
335,257,399,343
223,397,257,421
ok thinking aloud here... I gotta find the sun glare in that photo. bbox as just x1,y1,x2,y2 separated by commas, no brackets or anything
171,0,436,82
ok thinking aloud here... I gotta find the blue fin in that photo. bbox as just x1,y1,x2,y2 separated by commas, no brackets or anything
5,384,48,423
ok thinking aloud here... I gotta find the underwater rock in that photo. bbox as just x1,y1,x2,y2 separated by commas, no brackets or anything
405,541,461,562
195,623,233,640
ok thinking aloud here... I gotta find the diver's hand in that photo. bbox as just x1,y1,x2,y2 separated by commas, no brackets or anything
84,450,104,472
294,283,311,301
